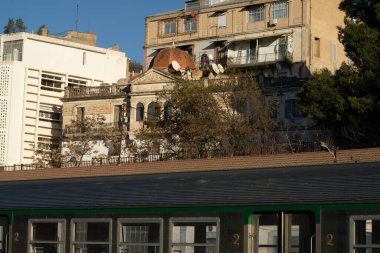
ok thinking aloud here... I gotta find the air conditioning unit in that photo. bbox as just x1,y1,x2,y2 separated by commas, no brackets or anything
270,19,278,26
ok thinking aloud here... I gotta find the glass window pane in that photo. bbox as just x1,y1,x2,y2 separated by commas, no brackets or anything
171,219,218,253
259,214,279,246
355,220,367,245
172,222,216,244
33,223,59,241
75,222,109,242
373,220,380,244
121,223,160,243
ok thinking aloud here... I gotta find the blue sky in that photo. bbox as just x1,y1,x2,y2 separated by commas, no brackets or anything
1,0,184,63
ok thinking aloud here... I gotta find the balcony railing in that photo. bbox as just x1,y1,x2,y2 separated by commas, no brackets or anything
64,85,126,99
228,52,287,66
63,122,129,135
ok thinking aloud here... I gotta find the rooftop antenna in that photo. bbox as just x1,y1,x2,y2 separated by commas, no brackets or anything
76,4,79,31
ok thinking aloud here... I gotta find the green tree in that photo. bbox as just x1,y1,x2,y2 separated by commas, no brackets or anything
3,18,15,34
62,115,108,164
129,60,143,73
3,18,26,34
15,18,26,32
136,74,277,157
298,0,380,148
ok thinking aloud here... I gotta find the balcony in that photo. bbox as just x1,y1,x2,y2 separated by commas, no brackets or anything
63,85,127,99
228,52,287,67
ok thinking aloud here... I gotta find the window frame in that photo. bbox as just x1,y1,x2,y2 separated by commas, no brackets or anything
117,218,163,253
37,136,60,151
284,99,302,119
147,102,161,122
350,215,380,253
249,5,265,23
184,17,197,33
217,12,227,29
164,20,177,35
41,72,64,93
70,218,112,253
136,103,144,122
2,40,23,62
28,218,66,253
68,77,88,88
169,217,220,253
270,1,288,20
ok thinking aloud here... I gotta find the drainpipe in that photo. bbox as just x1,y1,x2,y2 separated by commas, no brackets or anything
309,0,312,72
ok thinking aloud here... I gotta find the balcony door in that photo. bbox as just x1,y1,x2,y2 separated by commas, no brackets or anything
253,212,315,253
0,217,8,253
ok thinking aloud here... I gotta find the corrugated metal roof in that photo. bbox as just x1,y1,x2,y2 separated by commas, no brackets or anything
1,162,379,211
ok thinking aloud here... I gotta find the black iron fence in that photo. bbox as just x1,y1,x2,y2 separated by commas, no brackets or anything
0,141,320,172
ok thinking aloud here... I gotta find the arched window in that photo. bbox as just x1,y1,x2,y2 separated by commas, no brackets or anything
136,103,144,121
147,102,161,121
164,101,173,121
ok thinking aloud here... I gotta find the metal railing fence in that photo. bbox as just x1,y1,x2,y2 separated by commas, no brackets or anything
1,141,320,172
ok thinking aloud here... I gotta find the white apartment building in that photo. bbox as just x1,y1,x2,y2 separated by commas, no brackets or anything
0,32,127,165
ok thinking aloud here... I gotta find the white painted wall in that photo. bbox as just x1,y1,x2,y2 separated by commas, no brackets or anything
0,32,128,165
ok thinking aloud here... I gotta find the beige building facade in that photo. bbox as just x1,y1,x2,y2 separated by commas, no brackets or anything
143,0,347,140
144,0,346,74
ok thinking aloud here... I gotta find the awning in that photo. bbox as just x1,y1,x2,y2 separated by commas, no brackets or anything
230,29,293,42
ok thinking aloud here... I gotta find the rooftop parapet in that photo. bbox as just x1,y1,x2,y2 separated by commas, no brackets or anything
185,0,253,12
63,84,128,100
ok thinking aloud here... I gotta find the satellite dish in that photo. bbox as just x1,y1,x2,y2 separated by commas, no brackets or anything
275,63,282,71
217,64,224,73
208,54,214,61
171,60,181,71
211,63,220,74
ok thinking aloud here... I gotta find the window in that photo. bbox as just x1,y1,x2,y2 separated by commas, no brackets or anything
164,20,177,35
164,102,173,121
71,219,112,253
114,105,125,129
68,78,87,88
147,102,161,122
0,225,3,253
314,37,321,57
41,73,63,92
38,137,60,151
39,110,61,122
184,17,197,33
217,13,227,28
76,107,85,122
39,106,61,123
2,40,23,61
249,5,264,23
170,218,219,253
136,103,144,121
118,218,163,253
285,99,302,119
254,213,315,253
351,216,380,253
270,1,288,20
28,219,65,253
